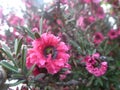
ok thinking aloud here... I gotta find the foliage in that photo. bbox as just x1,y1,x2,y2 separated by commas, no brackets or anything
0,0,120,90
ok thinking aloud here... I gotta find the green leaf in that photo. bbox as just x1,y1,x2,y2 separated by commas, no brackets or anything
0,60,18,73
0,48,13,60
26,64,36,76
21,46,27,72
14,39,18,55
11,74,24,79
86,76,94,86
23,27,35,39
34,73,45,80
14,38,22,55
1,43,11,55
0,48,18,67
97,78,103,86
8,80,26,87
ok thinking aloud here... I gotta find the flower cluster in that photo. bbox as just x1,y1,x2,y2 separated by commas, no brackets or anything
26,33,70,75
83,53,108,77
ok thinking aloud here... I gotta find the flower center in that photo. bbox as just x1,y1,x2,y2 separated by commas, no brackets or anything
44,46,57,59
95,35,101,40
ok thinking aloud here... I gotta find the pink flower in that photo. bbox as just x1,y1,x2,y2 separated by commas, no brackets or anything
93,0,101,4
83,53,108,77
83,0,101,4
60,74,66,80
76,16,84,28
92,4,105,19
93,32,104,45
57,19,63,27
26,33,70,75
0,8,3,19
8,14,24,26
117,29,120,36
94,6,105,19
60,0,68,4
76,16,95,30
84,0,91,3
107,30,118,40
32,27,39,32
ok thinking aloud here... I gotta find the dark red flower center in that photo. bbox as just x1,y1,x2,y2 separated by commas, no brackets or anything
95,35,101,40
111,32,115,36
93,58,101,68
44,46,57,59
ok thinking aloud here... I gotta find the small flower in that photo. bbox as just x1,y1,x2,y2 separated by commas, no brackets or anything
93,0,101,4
76,16,84,28
93,32,104,45
83,0,101,4
26,33,70,75
32,27,39,32
95,7,105,19
60,0,68,4
76,16,95,30
60,74,66,80
117,29,120,36
83,0,91,3
8,14,24,26
83,53,108,77
107,30,118,40
0,8,3,19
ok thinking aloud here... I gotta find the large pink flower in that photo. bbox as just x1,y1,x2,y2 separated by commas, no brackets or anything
83,53,108,77
26,33,70,75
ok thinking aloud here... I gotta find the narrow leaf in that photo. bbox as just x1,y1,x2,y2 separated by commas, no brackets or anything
34,73,45,80
23,27,35,39
27,64,36,76
14,39,22,55
8,80,26,87
14,39,18,55
0,61,18,73
1,43,11,55
21,46,27,72
11,74,24,79
97,78,103,86
0,48,18,67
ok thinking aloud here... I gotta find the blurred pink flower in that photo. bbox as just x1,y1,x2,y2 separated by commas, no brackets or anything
117,29,120,36
0,8,3,19
84,0,91,3
93,0,101,4
93,32,104,45
26,33,70,75
76,16,84,28
94,6,105,19
57,19,63,27
76,16,95,30
60,74,66,80
32,27,39,32
84,0,101,4
60,0,68,4
8,14,24,26
83,53,108,77
107,30,118,40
